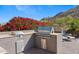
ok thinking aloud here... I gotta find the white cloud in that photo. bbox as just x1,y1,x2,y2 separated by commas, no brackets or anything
16,5,27,11
15,5,40,16
15,5,37,11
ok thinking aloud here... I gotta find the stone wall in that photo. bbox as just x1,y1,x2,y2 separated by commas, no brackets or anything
0,37,17,54
0,30,35,54
34,33,62,53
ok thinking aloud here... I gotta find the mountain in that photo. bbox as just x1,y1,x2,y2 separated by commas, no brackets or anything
41,6,79,21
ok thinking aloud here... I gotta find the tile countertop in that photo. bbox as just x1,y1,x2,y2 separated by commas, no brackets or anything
50,33,61,35
23,31,36,35
0,34,13,39
0,31,36,39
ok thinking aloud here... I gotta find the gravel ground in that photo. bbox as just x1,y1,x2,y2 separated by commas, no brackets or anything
61,39,79,54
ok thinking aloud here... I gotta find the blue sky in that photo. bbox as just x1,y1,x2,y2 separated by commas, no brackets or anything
0,5,76,23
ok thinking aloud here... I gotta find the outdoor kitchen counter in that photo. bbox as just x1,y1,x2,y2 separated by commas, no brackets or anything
0,30,35,54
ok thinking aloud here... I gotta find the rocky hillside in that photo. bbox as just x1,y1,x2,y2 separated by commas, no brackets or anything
41,6,79,21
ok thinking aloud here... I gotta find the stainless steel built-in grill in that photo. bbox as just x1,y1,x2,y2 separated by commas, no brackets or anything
35,26,54,50
35,26,54,39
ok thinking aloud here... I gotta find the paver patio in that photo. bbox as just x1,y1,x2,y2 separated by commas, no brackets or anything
61,39,79,54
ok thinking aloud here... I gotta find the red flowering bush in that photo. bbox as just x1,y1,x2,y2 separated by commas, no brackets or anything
0,25,4,31
2,17,47,31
